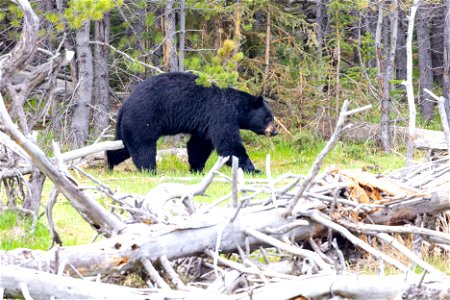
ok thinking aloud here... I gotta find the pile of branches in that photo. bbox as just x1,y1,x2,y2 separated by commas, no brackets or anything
1,153,449,299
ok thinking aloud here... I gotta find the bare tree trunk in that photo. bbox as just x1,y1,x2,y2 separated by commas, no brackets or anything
443,0,450,128
430,7,444,86
376,1,391,151
22,170,46,214
93,14,111,137
404,1,418,166
262,9,271,96
378,0,398,152
163,0,177,72
178,0,186,72
213,16,222,51
395,8,407,84
388,1,399,102
232,0,242,57
70,21,94,147
416,2,435,122
315,0,329,125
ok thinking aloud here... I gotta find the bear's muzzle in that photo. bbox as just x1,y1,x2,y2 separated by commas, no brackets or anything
264,123,278,136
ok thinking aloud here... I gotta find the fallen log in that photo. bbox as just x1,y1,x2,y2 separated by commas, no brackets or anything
2,265,449,300
364,188,450,225
0,206,326,277
338,122,448,150
0,265,227,300
233,273,450,300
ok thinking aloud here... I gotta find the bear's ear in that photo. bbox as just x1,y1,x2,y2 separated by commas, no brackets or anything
252,96,264,106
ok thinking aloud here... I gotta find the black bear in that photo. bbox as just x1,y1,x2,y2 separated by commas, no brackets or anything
106,72,277,173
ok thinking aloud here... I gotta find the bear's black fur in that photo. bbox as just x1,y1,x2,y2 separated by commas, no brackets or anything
106,72,277,173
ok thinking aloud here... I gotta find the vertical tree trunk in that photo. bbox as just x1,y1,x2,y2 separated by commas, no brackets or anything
376,1,391,151
443,0,450,127
70,21,94,148
315,0,329,126
213,16,222,52
378,0,398,152
178,0,186,72
316,0,329,53
395,8,407,84
416,2,435,122
262,9,271,97
22,171,46,214
430,8,444,85
404,1,418,166
233,0,242,57
334,7,341,113
387,0,398,92
93,14,111,137
163,0,177,72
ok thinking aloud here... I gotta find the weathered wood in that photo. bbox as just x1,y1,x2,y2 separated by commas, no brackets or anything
1,186,448,277
364,188,450,224
0,265,225,300
233,274,450,300
58,140,124,162
0,207,326,277
340,122,448,150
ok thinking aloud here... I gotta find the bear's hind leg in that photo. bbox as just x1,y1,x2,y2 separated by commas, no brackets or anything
129,142,157,173
187,135,213,173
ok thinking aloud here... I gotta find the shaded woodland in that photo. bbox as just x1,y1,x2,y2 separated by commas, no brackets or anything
0,0,449,148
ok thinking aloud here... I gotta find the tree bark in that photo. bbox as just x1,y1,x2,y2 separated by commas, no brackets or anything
338,122,449,150
178,0,186,72
395,8,407,83
70,21,94,148
404,1,418,166
0,207,326,277
376,1,391,151
430,7,444,85
163,0,177,72
4,265,447,300
22,170,46,214
93,13,111,137
416,2,435,122
232,0,242,57
443,0,450,128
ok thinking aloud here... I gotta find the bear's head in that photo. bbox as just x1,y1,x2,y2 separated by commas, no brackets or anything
237,93,278,137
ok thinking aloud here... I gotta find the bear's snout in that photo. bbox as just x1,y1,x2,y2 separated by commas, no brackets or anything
264,123,278,136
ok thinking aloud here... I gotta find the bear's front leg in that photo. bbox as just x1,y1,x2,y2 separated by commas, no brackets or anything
212,136,260,173
128,141,157,174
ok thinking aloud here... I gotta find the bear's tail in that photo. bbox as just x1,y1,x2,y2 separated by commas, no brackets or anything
105,107,130,170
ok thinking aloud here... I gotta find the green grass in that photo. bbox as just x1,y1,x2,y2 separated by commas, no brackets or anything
0,210,51,250
0,129,411,251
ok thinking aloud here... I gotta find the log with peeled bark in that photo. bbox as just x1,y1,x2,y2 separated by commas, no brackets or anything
0,206,327,277
334,121,449,150
2,265,449,300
